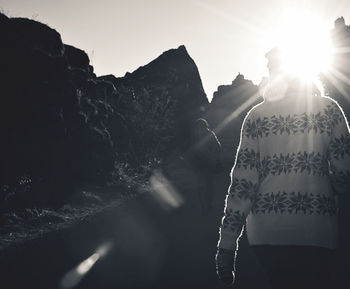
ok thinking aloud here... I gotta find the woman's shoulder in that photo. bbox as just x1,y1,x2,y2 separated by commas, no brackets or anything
319,95,342,109
245,101,265,120
310,95,347,118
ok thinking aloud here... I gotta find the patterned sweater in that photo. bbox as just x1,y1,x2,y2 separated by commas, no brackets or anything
218,92,350,251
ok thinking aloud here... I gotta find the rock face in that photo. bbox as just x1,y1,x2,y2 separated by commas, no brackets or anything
0,13,116,206
207,74,263,167
322,17,350,119
0,13,208,208
99,45,209,165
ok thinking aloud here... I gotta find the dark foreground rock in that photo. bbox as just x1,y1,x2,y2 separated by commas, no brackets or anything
0,13,116,208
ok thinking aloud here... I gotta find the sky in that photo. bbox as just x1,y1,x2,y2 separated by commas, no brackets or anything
1,0,350,101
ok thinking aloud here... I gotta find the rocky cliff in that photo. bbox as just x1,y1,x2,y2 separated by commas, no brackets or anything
99,45,209,165
0,13,208,208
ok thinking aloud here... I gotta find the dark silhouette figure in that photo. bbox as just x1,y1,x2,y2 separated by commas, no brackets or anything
216,47,350,289
189,118,222,213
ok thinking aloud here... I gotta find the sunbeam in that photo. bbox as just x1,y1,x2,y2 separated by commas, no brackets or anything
213,91,262,135
323,69,350,100
150,170,184,211
328,66,350,87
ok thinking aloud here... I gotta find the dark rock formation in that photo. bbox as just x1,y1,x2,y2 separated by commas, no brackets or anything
207,74,263,168
0,12,115,207
0,12,208,208
99,45,209,165
64,44,89,71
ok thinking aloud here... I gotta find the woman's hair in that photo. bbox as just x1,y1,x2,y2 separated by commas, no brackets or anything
263,74,325,101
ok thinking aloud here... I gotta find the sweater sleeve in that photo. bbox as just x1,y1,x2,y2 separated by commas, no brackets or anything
218,111,260,251
328,102,350,195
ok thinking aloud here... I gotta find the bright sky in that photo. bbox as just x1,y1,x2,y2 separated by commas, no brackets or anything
1,0,350,101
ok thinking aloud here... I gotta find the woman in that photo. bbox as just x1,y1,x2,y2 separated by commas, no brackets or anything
215,48,350,289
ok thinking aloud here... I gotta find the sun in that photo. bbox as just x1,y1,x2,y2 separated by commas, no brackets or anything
269,9,334,82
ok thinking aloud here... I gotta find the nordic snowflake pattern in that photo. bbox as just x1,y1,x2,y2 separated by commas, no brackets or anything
221,102,349,239
243,104,344,138
236,150,329,179
229,177,259,203
251,191,337,215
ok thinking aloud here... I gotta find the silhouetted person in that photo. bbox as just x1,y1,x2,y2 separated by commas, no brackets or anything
215,47,350,289
189,118,222,213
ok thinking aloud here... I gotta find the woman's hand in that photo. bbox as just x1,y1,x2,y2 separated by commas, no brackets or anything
215,247,236,286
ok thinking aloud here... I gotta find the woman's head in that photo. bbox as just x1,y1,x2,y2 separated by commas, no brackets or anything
263,47,325,101
265,47,284,79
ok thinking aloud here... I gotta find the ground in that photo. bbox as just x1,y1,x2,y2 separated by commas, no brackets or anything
0,162,349,289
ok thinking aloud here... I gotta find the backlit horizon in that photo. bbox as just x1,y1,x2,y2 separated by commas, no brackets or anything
1,0,350,101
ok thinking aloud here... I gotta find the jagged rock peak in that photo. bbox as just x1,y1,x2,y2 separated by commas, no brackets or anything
335,16,346,28
123,44,195,78
232,73,247,85
331,16,350,48
161,44,188,56
116,44,208,104
233,72,244,82
213,73,257,98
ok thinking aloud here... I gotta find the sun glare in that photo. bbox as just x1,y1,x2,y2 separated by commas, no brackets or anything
271,9,333,81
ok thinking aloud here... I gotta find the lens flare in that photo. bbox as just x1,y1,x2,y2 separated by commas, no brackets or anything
150,170,184,210
60,241,113,289
268,8,333,82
